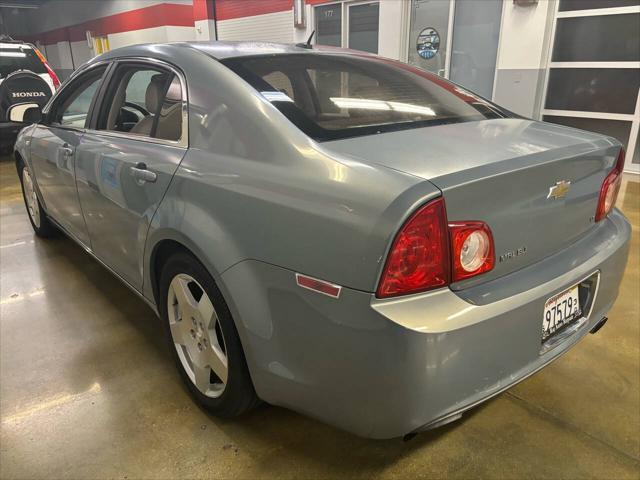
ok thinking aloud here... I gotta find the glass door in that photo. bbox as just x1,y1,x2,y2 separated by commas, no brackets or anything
449,0,502,99
541,1,640,173
315,2,380,55
407,0,453,77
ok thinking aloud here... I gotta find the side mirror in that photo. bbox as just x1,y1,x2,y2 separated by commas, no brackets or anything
8,103,42,124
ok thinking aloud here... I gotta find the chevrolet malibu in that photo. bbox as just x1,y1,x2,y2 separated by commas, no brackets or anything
12,42,631,439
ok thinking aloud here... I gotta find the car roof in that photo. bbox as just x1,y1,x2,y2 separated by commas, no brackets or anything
186,41,369,59
95,41,372,62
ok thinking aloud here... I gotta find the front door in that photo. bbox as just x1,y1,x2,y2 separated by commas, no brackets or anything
75,61,187,288
407,0,452,77
29,65,108,246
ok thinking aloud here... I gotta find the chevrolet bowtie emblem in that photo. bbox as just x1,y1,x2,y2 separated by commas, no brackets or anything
547,180,571,199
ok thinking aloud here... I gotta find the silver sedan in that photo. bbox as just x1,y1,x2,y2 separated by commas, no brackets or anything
12,42,631,439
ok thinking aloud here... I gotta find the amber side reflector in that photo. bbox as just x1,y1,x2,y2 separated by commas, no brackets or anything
295,273,341,298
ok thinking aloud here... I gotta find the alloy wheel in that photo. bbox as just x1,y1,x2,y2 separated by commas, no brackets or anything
167,273,228,397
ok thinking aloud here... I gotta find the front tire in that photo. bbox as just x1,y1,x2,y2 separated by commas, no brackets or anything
159,252,259,417
18,162,56,238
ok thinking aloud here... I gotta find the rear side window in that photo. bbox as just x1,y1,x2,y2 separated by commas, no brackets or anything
98,63,183,142
0,47,47,79
222,54,507,141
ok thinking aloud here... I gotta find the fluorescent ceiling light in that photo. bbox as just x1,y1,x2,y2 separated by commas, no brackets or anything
330,97,436,116
0,52,27,57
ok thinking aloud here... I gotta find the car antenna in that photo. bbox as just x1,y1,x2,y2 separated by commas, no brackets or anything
296,30,315,49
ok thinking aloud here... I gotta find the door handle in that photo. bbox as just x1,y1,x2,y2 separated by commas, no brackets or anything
130,163,157,183
61,145,74,156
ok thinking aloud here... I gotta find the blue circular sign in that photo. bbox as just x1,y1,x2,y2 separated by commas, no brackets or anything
417,27,440,60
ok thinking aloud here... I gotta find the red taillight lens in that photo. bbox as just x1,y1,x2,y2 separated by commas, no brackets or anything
376,197,450,298
595,148,625,222
449,222,495,281
33,47,60,90
45,63,61,90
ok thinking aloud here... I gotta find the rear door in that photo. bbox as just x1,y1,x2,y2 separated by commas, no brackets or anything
29,64,108,246
75,59,187,289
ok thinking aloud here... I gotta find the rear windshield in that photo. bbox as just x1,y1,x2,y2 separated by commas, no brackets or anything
0,46,47,79
222,53,508,141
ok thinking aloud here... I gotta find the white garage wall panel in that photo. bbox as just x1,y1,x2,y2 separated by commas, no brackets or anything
165,25,198,42
108,26,196,50
70,41,93,67
217,10,294,43
493,1,554,118
43,45,61,73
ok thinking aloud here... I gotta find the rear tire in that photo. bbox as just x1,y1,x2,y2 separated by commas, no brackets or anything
18,162,57,238
159,251,259,417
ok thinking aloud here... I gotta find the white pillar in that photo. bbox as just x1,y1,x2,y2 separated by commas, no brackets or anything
195,19,216,41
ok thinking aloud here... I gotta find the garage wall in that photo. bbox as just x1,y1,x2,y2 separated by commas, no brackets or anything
15,1,195,80
24,0,190,33
14,0,303,79
217,11,294,43
214,0,294,42
377,0,408,61
493,0,555,118
108,25,196,50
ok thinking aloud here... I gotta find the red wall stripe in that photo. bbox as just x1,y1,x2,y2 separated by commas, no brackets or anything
25,2,194,45
215,0,293,21
193,0,215,21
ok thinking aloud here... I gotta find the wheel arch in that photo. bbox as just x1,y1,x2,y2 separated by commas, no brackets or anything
147,235,220,309
14,150,25,174
146,233,261,389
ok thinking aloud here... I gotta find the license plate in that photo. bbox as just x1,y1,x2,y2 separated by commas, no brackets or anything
542,285,581,342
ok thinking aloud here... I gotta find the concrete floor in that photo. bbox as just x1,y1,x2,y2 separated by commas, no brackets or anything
0,154,638,480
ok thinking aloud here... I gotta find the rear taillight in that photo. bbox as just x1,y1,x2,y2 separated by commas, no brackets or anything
595,148,625,222
376,197,450,298
376,198,495,298
449,222,495,282
33,47,60,90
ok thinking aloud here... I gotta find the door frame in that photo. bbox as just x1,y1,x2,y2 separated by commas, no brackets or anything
540,2,640,173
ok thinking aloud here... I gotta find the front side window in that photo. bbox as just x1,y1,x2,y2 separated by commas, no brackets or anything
223,54,507,141
98,64,183,142
49,66,106,128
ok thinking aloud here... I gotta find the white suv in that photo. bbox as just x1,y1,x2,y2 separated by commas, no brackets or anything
1,39,59,152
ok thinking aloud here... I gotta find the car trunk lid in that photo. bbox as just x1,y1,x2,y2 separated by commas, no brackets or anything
321,118,621,288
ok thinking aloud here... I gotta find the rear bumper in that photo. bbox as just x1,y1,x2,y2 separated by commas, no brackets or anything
220,209,631,439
